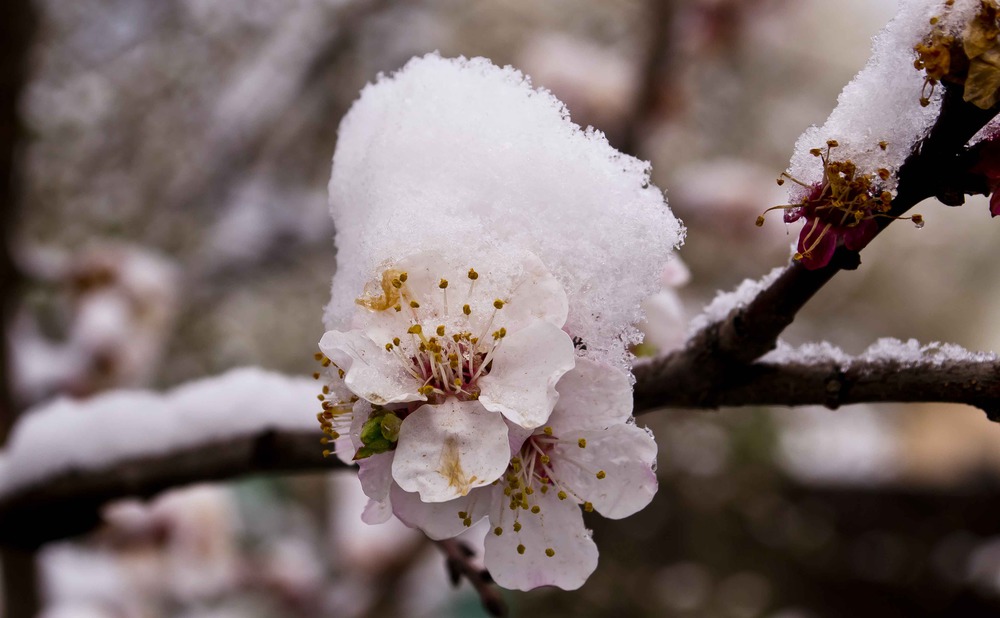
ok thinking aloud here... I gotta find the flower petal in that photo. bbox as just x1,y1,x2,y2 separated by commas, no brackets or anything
483,488,598,591
389,484,491,540
797,223,836,270
551,422,657,520
496,251,568,329
547,357,632,433
362,496,394,524
319,329,424,405
358,451,394,503
391,400,510,502
478,320,575,429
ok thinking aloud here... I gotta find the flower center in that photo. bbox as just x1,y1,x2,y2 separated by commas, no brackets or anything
359,266,511,404
755,141,923,262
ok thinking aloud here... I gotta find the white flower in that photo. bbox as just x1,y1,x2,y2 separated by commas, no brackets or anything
389,358,658,590
319,249,576,502
320,53,680,591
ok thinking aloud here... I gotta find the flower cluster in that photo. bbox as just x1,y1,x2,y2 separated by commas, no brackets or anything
316,54,683,590
915,0,1000,109
757,141,924,270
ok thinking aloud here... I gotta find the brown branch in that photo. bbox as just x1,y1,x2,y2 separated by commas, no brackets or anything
2,350,997,550
0,429,342,548
634,354,1000,417
641,83,1000,411
437,539,507,617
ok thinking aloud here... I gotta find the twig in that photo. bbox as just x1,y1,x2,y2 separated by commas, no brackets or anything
634,354,1000,417
642,84,1000,408
0,429,341,548
436,539,507,617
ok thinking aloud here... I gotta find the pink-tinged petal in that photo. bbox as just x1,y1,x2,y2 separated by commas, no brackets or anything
362,497,394,525
797,224,836,270
843,218,877,251
495,251,569,330
483,488,598,591
551,423,657,520
991,191,1000,217
389,484,492,540
547,357,632,433
478,320,576,429
392,400,510,502
358,451,394,502
319,329,424,405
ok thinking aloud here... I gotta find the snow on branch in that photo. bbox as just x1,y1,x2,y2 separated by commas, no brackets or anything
634,339,1000,416
0,368,341,547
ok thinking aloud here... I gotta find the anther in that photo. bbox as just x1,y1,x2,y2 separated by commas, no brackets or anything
436,325,446,336
407,324,422,335
578,438,587,448
557,490,567,500
313,353,323,361
517,544,525,555
462,304,471,315
398,272,408,282
439,279,449,289
596,470,606,479
513,522,522,532
543,426,553,436
545,548,555,557
493,299,505,309
494,527,503,536
410,300,420,308
583,502,594,512
530,506,540,514
468,268,479,280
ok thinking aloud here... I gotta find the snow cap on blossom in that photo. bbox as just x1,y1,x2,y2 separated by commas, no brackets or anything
787,0,968,193
324,53,683,372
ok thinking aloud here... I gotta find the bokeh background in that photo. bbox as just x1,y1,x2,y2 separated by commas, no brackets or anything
8,0,1000,616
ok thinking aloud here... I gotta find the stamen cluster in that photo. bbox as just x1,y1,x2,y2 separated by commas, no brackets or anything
914,0,1000,109
758,141,922,269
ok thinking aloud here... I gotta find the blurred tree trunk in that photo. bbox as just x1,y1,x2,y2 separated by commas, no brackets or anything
1,0,40,616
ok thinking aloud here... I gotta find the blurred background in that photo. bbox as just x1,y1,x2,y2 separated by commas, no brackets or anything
7,0,1000,616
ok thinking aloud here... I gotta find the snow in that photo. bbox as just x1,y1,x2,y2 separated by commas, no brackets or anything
760,338,997,369
0,368,320,498
759,340,854,367
325,53,684,372
786,0,980,194
859,337,998,366
688,266,784,334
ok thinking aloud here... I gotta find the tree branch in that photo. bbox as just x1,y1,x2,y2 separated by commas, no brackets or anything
437,539,507,617
0,429,340,548
633,354,1000,417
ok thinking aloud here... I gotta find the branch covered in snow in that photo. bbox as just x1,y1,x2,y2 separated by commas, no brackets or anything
633,341,1000,417
0,427,334,548
3,340,999,549
0,368,343,548
638,81,1000,415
